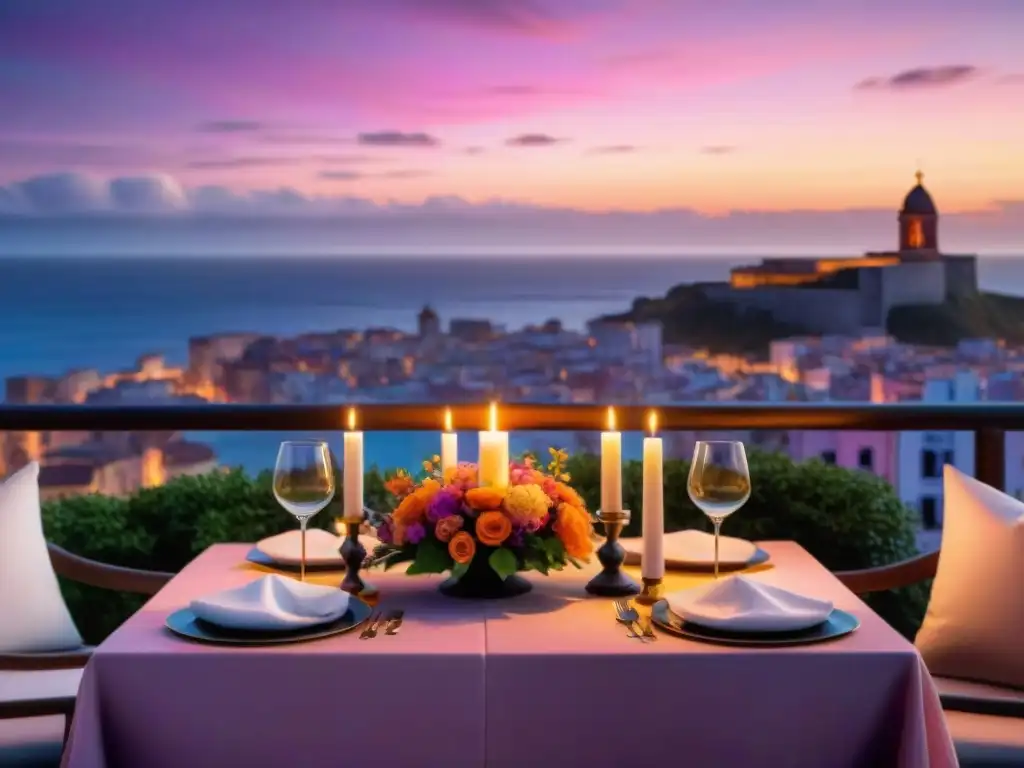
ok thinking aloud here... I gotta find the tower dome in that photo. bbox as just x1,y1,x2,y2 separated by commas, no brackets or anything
901,171,937,216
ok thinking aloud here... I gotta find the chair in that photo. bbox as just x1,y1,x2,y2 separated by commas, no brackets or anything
836,553,1024,767
0,544,172,766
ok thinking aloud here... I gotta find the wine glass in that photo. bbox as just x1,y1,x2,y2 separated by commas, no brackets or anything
273,441,335,581
687,441,751,579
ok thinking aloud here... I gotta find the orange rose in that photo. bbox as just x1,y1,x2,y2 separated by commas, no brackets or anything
476,511,512,546
553,482,584,509
465,487,505,511
414,478,442,505
553,503,594,561
391,493,426,526
449,531,476,565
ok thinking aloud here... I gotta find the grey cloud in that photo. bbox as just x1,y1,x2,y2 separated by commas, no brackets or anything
590,144,636,155
109,175,188,212
380,169,433,179
463,146,486,155
316,154,392,165
260,134,352,145
357,131,440,148
856,65,978,90
506,133,564,147
187,157,299,169
319,171,365,181
16,172,110,214
196,120,264,133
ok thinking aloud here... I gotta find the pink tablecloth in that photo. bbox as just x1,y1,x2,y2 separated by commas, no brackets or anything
62,545,488,768
63,541,957,768
482,541,957,768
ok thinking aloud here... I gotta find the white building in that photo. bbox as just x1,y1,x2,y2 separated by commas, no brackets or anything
896,371,979,534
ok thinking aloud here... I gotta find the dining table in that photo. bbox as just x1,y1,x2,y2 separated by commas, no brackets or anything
62,540,957,768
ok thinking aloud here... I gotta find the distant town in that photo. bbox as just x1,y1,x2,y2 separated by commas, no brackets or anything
1,174,1016,553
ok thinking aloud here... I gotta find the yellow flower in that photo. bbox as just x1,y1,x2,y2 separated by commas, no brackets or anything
449,531,476,565
431,454,441,464
466,487,505,511
422,460,433,471
553,503,594,561
476,511,512,546
504,484,550,527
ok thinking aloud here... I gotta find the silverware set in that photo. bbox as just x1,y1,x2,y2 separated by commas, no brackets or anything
359,609,404,639
614,600,657,643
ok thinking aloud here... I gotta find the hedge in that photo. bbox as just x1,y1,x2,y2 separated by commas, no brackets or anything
41,450,927,643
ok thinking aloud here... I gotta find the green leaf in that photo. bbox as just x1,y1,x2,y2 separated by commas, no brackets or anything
523,555,549,575
543,536,566,563
489,547,518,581
405,538,451,575
566,555,583,569
450,560,470,580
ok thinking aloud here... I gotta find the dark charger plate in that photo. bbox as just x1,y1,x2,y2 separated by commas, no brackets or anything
245,547,345,573
651,600,860,647
165,598,372,646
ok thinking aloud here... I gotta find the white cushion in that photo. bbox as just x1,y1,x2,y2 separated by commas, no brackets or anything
0,464,82,653
915,466,1024,690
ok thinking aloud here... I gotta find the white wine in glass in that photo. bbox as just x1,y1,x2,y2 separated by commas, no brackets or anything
687,441,751,579
273,441,335,582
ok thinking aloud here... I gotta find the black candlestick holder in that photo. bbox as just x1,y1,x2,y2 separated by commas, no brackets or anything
585,509,640,597
339,515,375,598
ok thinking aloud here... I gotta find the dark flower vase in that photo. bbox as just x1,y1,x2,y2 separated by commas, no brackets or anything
438,554,533,599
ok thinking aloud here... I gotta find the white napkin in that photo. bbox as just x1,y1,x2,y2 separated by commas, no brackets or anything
256,529,378,566
622,529,757,567
190,575,351,631
665,575,834,632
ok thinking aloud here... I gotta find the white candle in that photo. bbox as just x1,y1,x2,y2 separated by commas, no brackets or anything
641,411,665,579
343,408,364,519
478,402,509,488
601,406,622,512
441,408,458,474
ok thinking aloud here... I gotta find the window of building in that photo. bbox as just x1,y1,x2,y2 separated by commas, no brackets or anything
922,449,939,478
921,497,938,529
821,450,836,465
943,450,954,468
858,447,874,471
907,218,925,249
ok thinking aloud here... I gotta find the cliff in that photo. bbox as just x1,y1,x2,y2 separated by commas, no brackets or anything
606,284,1024,355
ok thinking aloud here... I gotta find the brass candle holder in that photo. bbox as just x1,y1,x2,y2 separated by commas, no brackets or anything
585,509,640,597
635,576,664,606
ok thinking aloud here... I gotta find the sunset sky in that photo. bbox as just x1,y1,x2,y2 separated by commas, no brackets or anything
0,0,1022,227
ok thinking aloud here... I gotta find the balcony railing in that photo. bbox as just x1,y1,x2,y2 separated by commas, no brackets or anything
0,402,1015,489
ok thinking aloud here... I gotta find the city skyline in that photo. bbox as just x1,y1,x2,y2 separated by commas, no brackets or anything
0,0,1022,234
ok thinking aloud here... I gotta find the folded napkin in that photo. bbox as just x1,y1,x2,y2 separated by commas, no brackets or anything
190,575,351,631
622,529,757,567
256,529,378,566
665,575,834,633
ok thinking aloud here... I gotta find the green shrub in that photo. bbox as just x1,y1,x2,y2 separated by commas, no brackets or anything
43,451,927,643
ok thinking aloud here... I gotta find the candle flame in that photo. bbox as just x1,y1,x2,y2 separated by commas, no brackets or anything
607,406,616,432
444,408,453,433
647,411,658,436
489,402,498,433
347,407,356,431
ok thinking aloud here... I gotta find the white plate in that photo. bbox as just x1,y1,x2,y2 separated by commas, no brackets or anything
256,529,377,566
621,529,758,568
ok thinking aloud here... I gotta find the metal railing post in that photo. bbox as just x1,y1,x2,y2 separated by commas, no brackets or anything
974,428,1006,490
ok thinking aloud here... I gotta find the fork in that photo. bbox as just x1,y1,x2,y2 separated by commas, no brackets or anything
359,611,384,640
384,610,405,636
614,600,650,642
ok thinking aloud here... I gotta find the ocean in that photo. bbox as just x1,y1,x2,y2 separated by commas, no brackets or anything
2,254,1022,473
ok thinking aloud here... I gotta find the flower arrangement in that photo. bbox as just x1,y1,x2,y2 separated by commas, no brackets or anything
369,449,594,597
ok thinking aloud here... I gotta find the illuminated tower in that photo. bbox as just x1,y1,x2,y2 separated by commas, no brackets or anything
898,171,939,255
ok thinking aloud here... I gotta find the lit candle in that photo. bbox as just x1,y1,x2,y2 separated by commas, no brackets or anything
478,402,509,488
601,406,622,512
441,408,458,475
641,411,665,580
343,408,364,520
